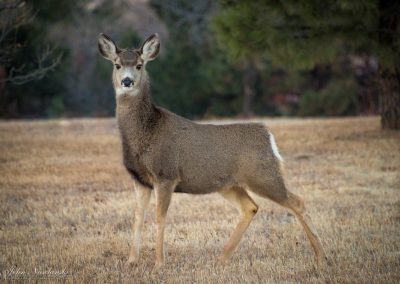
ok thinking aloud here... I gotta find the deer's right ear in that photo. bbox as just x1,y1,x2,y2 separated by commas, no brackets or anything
98,33,118,61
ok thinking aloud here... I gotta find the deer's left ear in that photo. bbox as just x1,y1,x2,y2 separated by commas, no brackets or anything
140,33,160,62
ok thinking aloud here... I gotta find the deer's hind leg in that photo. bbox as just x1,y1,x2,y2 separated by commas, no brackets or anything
127,181,151,264
218,186,259,263
279,191,327,264
248,176,326,264
244,159,327,264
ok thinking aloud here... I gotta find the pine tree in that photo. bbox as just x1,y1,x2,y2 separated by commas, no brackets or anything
212,0,400,129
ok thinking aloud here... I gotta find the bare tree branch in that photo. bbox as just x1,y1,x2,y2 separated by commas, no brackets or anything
0,1,61,85
0,0,25,12
2,48,62,85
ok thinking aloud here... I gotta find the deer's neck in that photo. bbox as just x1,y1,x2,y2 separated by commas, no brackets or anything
115,74,161,151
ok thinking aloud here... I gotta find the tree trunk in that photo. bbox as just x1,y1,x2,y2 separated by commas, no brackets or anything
379,68,400,129
378,0,400,129
242,60,256,118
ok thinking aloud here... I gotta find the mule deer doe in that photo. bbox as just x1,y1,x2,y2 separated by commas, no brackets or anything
98,33,326,267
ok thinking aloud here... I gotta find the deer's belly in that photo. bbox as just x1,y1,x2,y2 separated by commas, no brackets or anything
175,173,236,194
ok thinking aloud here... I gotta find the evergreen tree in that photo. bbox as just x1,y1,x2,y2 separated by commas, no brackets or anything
212,0,400,129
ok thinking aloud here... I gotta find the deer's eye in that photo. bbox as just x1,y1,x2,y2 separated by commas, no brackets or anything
115,64,121,70
136,64,142,70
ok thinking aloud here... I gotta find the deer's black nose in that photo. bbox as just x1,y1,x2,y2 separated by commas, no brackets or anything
121,77,133,87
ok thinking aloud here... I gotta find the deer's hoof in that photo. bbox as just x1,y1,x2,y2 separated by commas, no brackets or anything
126,256,138,265
315,254,329,266
217,255,228,265
154,261,164,269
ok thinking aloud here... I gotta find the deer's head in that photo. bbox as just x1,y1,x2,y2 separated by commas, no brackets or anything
98,33,160,96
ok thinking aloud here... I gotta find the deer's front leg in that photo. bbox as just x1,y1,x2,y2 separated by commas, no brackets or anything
127,182,151,264
154,181,176,268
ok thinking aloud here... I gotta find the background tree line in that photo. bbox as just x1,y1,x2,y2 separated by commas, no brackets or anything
0,0,398,129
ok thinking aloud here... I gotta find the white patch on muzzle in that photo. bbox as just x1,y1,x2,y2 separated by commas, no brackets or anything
269,132,284,162
115,68,139,96
121,69,134,87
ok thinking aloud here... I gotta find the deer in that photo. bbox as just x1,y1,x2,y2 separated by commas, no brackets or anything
98,33,327,268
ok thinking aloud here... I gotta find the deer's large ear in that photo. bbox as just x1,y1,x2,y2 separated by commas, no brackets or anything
98,33,118,61
140,33,160,62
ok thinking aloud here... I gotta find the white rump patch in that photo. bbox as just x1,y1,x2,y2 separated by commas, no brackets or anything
269,132,284,162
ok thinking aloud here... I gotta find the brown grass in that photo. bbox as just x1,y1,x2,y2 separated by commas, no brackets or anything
0,116,399,283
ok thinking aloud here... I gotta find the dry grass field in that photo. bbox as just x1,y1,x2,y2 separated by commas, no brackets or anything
0,116,399,283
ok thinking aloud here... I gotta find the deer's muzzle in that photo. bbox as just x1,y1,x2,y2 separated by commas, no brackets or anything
121,77,133,87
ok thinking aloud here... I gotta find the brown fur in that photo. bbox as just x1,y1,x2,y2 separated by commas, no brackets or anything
98,33,327,267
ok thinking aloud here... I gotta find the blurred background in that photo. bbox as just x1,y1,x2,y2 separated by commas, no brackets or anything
0,0,399,129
